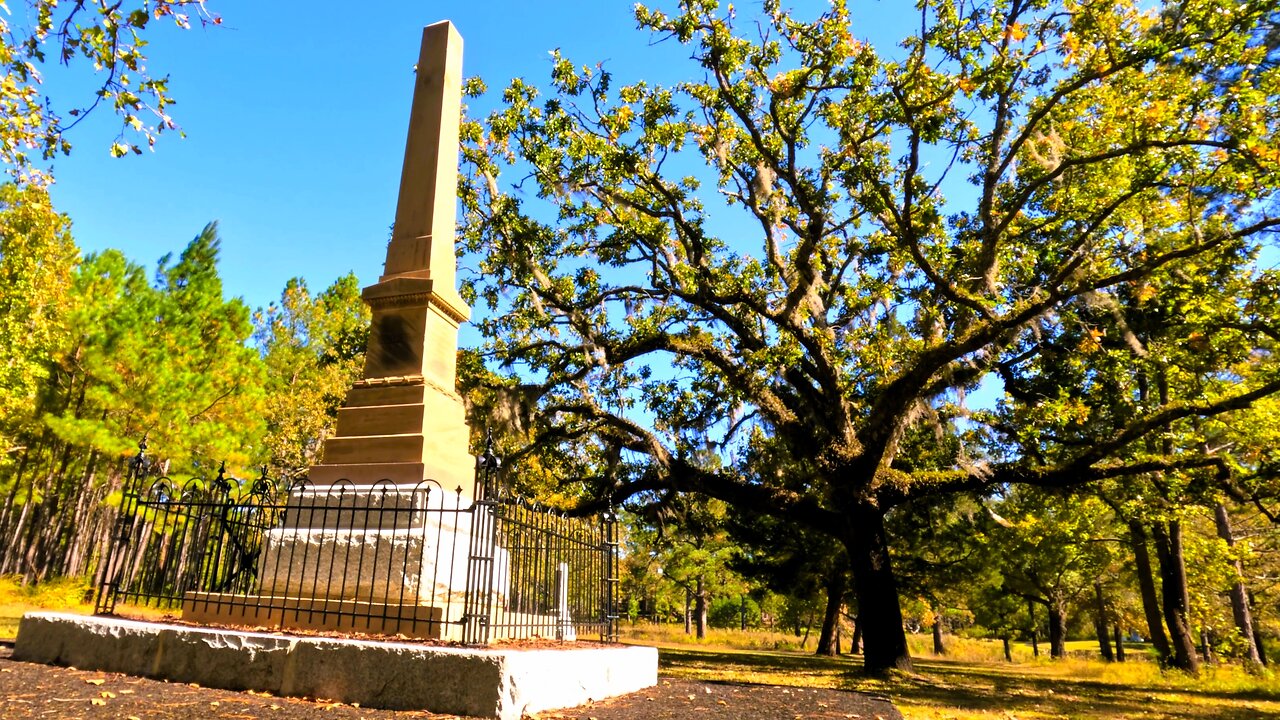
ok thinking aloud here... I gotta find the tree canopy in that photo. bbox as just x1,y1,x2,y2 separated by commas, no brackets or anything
458,0,1280,672
0,0,219,181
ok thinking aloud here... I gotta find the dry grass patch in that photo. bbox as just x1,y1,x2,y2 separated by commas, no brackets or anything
652,637,1280,720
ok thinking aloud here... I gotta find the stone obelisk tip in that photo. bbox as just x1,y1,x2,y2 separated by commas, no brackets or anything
382,20,464,288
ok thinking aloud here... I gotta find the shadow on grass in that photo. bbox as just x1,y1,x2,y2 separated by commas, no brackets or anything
658,646,1280,720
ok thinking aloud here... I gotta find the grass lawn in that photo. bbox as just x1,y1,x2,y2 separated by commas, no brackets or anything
645,635,1280,719
0,576,93,638
3,583,1278,719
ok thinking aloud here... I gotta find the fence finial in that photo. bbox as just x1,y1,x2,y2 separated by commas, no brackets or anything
131,434,150,475
214,460,232,494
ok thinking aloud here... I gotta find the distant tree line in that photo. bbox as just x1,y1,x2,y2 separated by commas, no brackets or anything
0,183,368,586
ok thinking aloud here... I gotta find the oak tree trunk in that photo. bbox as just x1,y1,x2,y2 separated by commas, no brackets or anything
1048,602,1067,659
1213,503,1263,668
1129,520,1173,665
846,502,912,673
1152,521,1200,674
816,564,846,656
1094,582,1114,662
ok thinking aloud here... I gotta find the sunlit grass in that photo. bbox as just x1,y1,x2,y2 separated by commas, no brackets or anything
6,595,1280,718
0,575,94,638
622,621,809,651
638,625,1280,720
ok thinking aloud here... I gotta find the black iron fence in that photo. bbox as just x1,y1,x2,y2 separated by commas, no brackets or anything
94,440,619,645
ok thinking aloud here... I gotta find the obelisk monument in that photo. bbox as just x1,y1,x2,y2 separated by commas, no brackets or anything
310,20,474,495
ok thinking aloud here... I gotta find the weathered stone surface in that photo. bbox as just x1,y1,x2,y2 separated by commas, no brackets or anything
277,484,440,530
183,593,449,640
304,20,477,504
503,646,660,716
15,612,659,720
14,613,295,691
258,524,471,604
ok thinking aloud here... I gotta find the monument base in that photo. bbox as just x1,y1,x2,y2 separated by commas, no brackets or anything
182,592,452,640
15,612,659,720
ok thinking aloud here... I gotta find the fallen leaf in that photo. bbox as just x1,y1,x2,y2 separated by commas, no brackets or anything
127,716,142,720
717,699,728,705
85,678,105,686
119,689,135,695
90,698,107,706
100,691,116,699
210,701,221,707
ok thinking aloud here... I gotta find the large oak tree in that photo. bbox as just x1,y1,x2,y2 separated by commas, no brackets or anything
458,0,1280,672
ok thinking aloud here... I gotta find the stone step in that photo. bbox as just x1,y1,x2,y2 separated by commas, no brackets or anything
336,404,426,437
307,462,428,487
14,612,660,719
344,383,427,408
182,592,448,640
323,434,424,464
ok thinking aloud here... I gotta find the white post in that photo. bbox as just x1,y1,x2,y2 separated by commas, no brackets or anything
556,563,576,641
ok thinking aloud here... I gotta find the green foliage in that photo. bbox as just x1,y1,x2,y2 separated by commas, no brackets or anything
0,1,221,181
0,183,76,454
708,594,761,629
460,0,1280,670
255,274,368,478
39,223,265,471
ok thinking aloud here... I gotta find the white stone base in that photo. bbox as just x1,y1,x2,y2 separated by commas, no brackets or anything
257,488,511,612
14,612,658,720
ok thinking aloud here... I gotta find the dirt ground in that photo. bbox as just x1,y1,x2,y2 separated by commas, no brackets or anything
0,644,902,720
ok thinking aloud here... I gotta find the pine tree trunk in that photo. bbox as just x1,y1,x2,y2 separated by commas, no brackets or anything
800,608,813,649
1129,520,1173,664
1114,624,1125,662
1213,503,1263,668
1200,627,1215,665
684,587,692,635
1029,600,1039,658
694,576,707,640
850,615,862,654
846,501,912,673
0,447,32,548
932,605,946,655
1002,636,1012,662
1152,521,1200,674
1094,582,1114,662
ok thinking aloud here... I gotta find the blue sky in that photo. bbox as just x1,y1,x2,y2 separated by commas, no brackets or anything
42,1,912,321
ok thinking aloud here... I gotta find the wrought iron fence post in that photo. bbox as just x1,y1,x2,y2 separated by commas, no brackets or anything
463,431,502,644
602,506,620,642
93,437,149,614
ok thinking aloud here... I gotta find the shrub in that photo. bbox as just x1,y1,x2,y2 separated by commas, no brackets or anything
708,595,762,629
